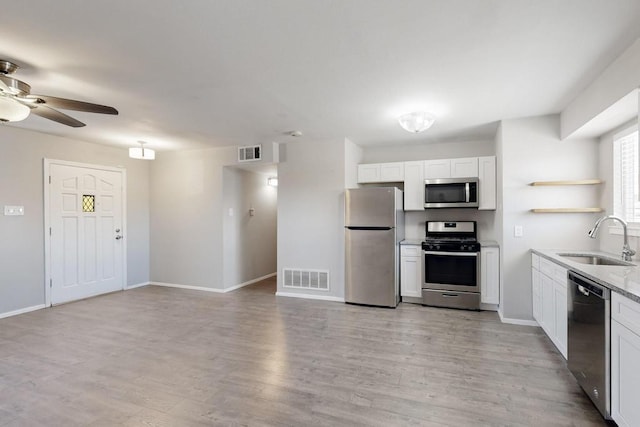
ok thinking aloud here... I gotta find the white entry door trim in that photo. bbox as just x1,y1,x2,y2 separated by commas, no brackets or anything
44,159,127,306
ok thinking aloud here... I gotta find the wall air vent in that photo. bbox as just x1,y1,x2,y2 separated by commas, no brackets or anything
238,144,262,162
283,268,329,291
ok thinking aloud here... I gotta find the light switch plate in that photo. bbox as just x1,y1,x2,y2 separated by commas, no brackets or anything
4,205,24,216
514,225,523,237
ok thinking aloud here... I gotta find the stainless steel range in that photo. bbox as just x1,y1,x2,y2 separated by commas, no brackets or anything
421,221,481,310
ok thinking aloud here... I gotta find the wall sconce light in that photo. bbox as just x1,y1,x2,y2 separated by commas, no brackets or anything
129,141,155,160
398,111,436,133
267,177,278,187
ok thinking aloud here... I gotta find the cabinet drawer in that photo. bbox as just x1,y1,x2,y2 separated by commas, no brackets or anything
401,245,421,257
531,253,540,270
612,292,640,335
539,257,566,285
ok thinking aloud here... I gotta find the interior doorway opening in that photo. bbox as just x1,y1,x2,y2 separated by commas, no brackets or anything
221,162,278,293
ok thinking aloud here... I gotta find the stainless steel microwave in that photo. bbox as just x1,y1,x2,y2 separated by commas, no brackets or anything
424,177,479,208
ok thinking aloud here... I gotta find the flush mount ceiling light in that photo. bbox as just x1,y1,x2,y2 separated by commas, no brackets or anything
129,141,155,160
0,95,30,122
398,111,436,133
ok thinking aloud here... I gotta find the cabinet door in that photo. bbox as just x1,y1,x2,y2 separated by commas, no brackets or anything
403,161,424,211
532,268,542,324
357,164,380,183
400,254,423,298
612,320,640,427
424,159,451,179
553,280,568,359
480,247,499,305
540,273,555,338
478,156,496,210
379,162,404,182
451,157,479,178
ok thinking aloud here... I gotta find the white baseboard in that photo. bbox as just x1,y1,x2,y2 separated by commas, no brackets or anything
498,310,540,326
224,272,276,292
125,281,150,290
276,291,344,303
0,304,46,320
150,273,277,295
150,282,225,293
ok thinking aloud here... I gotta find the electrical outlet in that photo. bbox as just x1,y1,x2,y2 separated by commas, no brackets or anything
4,206,24,216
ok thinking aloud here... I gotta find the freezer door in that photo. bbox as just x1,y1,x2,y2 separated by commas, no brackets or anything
345,187,397,228
345,228,398,307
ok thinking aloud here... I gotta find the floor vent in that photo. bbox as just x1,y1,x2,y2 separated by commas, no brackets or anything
283,268,329,291
238,144,262,162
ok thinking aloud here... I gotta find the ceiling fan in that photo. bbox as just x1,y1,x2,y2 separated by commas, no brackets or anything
0,59,118,127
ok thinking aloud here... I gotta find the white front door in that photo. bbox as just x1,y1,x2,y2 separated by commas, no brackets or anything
48,161,125,304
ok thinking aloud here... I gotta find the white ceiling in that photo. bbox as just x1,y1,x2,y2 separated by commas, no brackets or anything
1,0,640,151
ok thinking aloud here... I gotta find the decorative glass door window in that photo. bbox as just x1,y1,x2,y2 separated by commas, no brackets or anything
82,195,95,213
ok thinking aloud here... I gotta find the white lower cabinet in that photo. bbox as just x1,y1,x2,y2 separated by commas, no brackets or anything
400,245,422,299
531,253,567,359
480,247,499,305
532,267,542,323
611,292,640,427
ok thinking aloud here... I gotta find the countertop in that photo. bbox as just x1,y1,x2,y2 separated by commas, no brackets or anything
400,239,423,246
532,249,640,303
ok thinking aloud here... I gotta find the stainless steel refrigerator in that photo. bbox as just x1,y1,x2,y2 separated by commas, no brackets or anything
345,187,404,307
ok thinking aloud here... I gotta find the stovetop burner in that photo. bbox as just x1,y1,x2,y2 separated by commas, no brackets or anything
423,221,479,252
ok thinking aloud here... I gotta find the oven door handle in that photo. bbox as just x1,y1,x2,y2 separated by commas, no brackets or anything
423,251,478,257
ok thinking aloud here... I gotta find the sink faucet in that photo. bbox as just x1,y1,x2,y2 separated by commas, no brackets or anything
588,215,636,261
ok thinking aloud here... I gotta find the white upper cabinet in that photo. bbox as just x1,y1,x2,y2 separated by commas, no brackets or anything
357,162,404,183
478,156,497,210
380,162,404,182
451,157,478,177
403,161,424,211
424,159,452,179
424,157,479,179
357,164,380,183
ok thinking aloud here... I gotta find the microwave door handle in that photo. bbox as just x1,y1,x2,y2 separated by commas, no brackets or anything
465,182,470,202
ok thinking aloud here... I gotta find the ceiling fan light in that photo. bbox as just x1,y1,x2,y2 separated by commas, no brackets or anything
129,143,155,160
398,111,436,133
0,96,30,122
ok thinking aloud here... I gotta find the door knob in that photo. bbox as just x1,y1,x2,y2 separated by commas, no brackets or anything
115,235,123,240
115,228,121,233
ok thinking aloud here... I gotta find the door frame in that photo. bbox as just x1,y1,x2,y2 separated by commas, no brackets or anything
43,158,128,307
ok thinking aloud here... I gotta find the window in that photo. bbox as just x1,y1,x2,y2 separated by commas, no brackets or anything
613,125,640,223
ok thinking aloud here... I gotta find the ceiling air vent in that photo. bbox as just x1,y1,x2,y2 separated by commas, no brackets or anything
238,144,262,162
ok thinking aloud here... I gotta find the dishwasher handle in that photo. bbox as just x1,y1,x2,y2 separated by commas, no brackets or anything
568,271,610,299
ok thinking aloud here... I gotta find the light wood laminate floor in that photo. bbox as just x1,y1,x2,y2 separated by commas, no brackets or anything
0,277,606,426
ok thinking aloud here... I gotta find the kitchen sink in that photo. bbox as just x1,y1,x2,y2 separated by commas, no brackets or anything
558,253,635,266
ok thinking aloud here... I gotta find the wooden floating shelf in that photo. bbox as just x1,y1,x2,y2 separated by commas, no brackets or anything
530,179,602,186
530,208,604,213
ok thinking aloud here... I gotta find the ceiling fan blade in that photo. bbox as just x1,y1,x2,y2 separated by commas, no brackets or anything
31,95,118,115
30,105,86,127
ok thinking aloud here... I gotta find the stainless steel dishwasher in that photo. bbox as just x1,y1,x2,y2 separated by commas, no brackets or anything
567,271,611,419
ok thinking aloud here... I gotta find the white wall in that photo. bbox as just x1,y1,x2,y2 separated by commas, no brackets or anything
222,167,277,288
499,115,599,321
562,38,640,138
0,126,150,315
277,138,348,300
149,147,236,289
362,139,494,163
